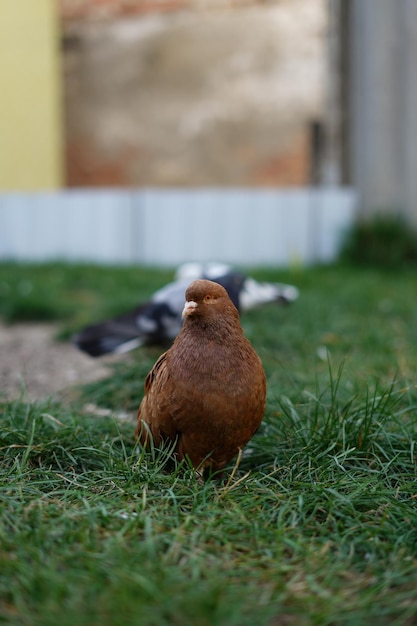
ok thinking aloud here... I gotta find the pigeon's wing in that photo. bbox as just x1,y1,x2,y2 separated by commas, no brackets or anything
72,304,151,357
136,352,178,446
73,300,181,357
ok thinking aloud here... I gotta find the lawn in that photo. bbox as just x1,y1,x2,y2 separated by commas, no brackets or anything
1,261,417,625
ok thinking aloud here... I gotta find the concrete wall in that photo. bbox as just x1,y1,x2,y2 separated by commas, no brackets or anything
350,0,417,226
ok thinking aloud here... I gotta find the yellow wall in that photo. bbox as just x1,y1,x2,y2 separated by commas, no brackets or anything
0,0,63,189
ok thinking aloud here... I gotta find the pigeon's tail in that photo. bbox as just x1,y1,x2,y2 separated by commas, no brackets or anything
73,302,182,357
73,315,146,357
239,278,299,311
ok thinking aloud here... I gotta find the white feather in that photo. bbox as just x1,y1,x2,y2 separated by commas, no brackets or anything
240,278,299,310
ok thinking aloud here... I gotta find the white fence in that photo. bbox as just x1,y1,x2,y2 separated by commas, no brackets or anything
0,188,357,266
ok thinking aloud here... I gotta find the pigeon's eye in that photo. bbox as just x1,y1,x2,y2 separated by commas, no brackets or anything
204,294,213,303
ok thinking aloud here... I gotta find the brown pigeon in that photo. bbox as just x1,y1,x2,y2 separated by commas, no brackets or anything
136,279,266,475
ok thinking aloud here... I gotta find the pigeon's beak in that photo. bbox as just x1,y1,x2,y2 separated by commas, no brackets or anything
182,300,198,318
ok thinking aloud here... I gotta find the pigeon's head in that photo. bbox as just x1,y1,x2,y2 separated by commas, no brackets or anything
182,279,238,321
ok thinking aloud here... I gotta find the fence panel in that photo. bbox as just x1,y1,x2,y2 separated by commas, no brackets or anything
0,188,356,266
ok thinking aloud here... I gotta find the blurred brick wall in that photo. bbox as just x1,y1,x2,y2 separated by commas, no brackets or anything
60,0,323,187
60,0,275,21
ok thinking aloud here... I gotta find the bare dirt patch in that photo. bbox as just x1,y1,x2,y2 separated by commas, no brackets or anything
0,322,121,403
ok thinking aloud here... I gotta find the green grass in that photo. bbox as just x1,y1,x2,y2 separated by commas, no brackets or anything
1,262,417,625
0,262,174,338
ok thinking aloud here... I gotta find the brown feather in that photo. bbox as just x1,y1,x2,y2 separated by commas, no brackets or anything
136,279,266,473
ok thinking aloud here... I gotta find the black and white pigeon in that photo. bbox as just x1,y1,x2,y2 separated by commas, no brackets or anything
72,262,298,357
